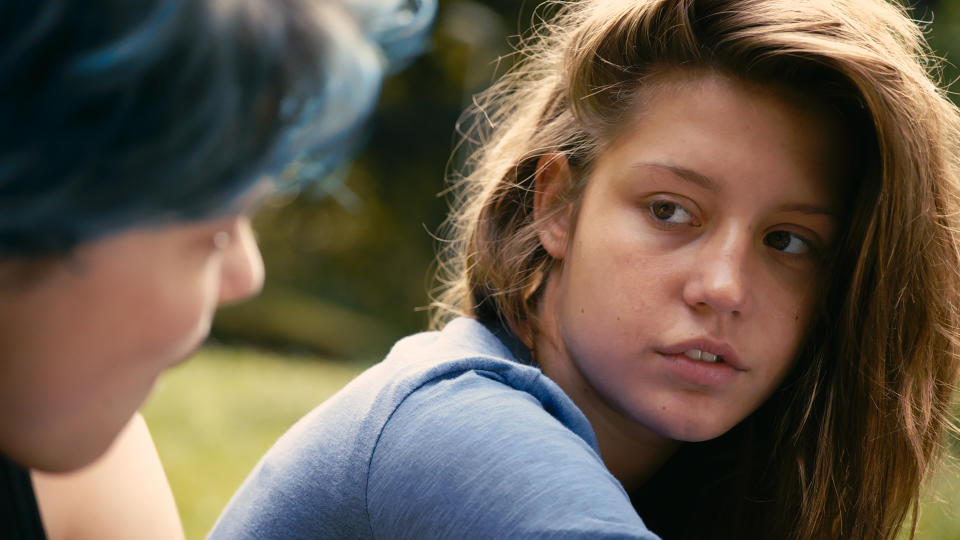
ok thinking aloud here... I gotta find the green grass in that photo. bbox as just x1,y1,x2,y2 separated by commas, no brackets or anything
141,346,367,539
908,459,960,539
143,346,960,539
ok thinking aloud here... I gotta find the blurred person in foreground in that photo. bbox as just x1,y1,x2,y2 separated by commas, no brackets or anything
0,0,434,538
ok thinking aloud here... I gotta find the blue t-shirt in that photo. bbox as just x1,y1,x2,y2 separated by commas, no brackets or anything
209,318,660,539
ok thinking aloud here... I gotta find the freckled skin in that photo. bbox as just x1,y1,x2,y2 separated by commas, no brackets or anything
534,71,841,486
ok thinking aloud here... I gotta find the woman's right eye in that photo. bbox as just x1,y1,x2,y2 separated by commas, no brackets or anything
648,200,696,225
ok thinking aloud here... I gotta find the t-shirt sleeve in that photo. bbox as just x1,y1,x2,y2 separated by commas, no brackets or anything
366,370,661,539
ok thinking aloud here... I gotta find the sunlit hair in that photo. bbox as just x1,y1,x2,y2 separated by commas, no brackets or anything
431,0,960,538
0,0,434,255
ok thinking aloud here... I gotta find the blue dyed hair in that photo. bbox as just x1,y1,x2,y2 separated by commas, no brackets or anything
0,0,435,255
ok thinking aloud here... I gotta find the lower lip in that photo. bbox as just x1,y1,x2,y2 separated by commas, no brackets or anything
661,353,742,387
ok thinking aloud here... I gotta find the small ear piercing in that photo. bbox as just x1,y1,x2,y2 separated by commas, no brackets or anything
212,231,231,250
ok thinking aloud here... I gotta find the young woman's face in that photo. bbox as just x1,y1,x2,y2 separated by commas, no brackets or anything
0,212,264,471
535,72,841,444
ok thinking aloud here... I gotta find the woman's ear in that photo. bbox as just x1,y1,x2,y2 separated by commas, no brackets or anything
533,153,573,259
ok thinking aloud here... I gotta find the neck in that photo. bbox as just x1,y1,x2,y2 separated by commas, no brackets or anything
585,398,680,492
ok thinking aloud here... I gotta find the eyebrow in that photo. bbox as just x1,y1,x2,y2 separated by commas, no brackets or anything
632,162,719,192
631,161,838,217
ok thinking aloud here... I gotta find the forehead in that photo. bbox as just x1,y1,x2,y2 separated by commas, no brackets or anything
598,69,846,203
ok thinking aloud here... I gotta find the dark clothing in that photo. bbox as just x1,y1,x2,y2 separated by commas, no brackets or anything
1,454,46,540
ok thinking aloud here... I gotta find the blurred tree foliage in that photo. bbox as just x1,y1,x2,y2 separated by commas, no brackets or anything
214,0,960,359
213,1,536,357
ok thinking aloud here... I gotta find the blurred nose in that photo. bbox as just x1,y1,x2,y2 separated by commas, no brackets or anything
681,227,750,316
218,217,265,304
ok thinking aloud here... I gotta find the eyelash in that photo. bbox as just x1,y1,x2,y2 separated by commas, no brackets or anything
763,230,814,256
647,200,699,227
646,199,819,258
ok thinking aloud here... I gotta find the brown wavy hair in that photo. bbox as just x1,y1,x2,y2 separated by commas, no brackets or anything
431,0,960,538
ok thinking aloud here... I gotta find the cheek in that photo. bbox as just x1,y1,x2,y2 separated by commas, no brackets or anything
754,282,814,377
564,230,680,317
144,263,222,356
86,251,224,369
557,251,672,368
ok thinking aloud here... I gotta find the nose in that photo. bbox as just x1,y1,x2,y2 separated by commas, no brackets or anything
681,228,750,316
217,217,265,304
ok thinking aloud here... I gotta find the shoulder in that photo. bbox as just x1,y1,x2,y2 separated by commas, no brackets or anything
367,370,659,539
31,414,183,540
213,319,658,538
210,319,547,538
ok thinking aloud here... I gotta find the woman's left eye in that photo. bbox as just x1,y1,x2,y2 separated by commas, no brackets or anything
648,200,695,225
763,231,811,255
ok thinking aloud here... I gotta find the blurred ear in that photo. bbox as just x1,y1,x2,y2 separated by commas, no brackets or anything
533,153,573,259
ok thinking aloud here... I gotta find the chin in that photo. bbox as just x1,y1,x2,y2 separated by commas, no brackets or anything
646,412,737,444
165,321,213,368
167,348,196,368
51,441,115,473
50,378,159,472
12,423,117,473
